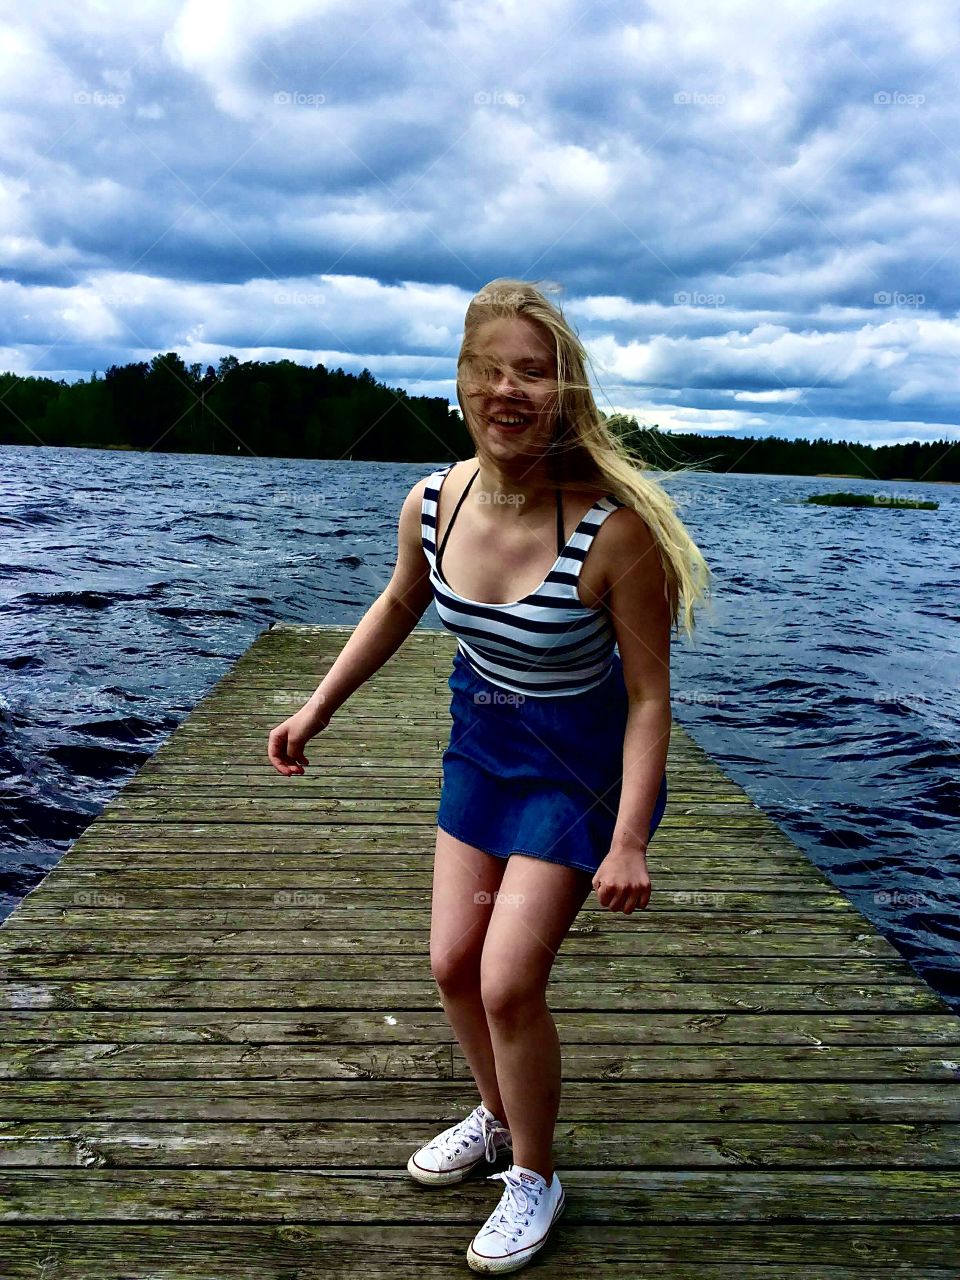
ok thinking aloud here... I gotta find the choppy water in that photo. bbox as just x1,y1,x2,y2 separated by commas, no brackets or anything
2,445,958,1012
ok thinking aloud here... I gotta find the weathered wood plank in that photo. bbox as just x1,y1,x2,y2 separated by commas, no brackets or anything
3,1167,959,1221
1,1224,958,1277
13,870,850,896
40,852,824,874
1,1009,957,1044
3,1117,960,1168
1,907,904,932
93,800,763,824
2,1041,958,1084
0,953,924,984
53,832,806,855
2,1078,959,1121
0,926,907,957
2,979,941,1013
11,888,865,913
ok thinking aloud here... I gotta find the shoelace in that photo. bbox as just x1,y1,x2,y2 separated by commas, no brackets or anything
433,1106,509,1164
482,1169,541,1241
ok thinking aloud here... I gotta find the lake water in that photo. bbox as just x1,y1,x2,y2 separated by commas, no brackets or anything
2,445,958,1012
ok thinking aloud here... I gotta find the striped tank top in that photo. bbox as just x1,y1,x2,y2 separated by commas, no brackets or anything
421,462,626,697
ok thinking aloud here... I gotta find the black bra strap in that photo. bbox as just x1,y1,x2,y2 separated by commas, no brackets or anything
436,466,565,571
436,467,479,574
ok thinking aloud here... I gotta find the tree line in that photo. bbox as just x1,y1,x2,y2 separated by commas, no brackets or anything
609,417,959,483
0,354,464,463
0,354,955,481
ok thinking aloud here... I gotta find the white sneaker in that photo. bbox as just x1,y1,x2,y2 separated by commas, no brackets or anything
407,1103,512,1185
466,1163,565,1273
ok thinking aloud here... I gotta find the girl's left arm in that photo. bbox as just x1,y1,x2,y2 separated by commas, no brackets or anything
602,508,672,855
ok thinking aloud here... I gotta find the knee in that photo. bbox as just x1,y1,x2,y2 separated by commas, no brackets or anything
480,967,545,1023
430,941,482,994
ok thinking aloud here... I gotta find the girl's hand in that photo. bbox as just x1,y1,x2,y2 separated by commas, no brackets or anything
592,847,652,914
267,704,329,776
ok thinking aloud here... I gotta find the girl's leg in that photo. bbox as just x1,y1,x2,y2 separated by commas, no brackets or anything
430,826,509,1117
479,854,594,1182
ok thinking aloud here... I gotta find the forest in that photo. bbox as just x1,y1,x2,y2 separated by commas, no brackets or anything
0,353,955,482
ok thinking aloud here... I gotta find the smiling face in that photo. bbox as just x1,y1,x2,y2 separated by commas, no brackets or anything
458,316,560,461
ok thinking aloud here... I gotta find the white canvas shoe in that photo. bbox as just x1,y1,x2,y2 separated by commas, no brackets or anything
466,1163,565,1273
407,1103,512,1185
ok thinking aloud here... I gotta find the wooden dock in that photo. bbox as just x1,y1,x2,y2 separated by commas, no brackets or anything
1,622,958,1277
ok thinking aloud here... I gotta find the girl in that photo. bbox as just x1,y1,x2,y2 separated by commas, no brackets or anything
268,278,711,1273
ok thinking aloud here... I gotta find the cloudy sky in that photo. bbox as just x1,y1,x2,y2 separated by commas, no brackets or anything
3,0,958,445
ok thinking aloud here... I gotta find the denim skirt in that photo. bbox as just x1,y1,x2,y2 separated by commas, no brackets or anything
436,646,668,874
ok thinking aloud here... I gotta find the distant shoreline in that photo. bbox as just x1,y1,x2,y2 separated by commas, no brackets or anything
814,472,957,484
2,443,957,483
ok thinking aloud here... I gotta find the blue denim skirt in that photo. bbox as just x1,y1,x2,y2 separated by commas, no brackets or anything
436,646,668,874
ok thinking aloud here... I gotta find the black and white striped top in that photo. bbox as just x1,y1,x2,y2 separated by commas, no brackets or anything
421,463,625,697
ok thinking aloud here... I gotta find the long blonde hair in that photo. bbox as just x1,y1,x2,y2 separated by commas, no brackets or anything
456,277,713,639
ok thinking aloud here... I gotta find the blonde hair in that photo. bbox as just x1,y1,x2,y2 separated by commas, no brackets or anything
456,277,713,639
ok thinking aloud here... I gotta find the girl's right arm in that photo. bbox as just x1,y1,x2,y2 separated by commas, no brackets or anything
266,476,436,775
